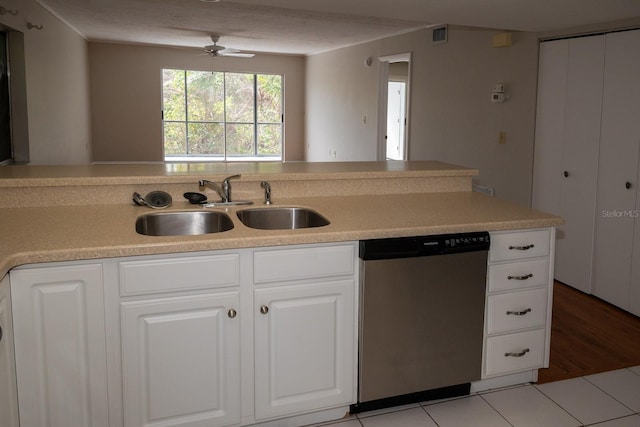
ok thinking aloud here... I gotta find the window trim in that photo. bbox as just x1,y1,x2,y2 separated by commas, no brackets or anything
162,69,284,162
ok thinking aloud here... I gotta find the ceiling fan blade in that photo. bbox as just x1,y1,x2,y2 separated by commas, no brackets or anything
221,52,256,58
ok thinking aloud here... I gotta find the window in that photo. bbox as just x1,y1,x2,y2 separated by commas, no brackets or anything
162,69,283,161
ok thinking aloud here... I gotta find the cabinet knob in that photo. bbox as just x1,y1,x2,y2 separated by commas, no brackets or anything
260,305,269,315
227,309,237,319
626,181,633,190
563,171,569,178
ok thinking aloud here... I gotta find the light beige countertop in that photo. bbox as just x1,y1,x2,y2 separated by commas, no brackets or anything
0,192,561,278
0,161,562,278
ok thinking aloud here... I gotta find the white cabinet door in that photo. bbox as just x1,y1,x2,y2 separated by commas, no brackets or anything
254,280,355,421
121,292,240,427
0,275,19,427
593,30,640,309
10,264,109,427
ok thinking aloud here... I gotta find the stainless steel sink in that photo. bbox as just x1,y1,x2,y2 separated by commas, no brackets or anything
136,211,234,236
236,207,330,230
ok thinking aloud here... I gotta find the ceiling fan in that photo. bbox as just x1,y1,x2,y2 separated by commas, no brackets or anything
203,35,255,58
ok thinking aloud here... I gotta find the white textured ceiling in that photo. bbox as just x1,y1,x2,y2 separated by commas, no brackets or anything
39,0,640,55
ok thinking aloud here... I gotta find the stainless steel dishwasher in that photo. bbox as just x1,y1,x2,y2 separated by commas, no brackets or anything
352,232,489,413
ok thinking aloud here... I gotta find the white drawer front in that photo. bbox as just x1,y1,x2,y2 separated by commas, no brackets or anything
490,229,550,262
254,244,355,284
487,288,547,334
488,259,549,292
485,329,545,377
120,254,240,296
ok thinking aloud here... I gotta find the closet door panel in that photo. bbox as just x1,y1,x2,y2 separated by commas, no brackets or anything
555,35,605,293
594,30,640,309
532,39,568,215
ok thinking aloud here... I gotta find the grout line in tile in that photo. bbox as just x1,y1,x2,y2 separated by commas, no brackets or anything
478,391,516,427
476,382,529,396
417,404,440,426
583,373,637,414
533,383,587,425
583,413,640,426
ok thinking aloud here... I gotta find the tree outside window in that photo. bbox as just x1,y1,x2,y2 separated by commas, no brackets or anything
162,69,283,161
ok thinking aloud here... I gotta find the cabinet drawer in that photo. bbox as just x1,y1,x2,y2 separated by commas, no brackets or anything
120,254,240,296
484,329,545,377
254,244,355,284
490,229,550,262
488,259,549,292
487,288,547,334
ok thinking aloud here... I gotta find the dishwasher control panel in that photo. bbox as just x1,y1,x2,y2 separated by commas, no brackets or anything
360,231,490,260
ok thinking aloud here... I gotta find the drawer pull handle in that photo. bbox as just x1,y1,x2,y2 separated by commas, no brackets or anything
509,244,535,251
0,324,2,343
505,348,530,358
227,309,237,319
508,273,533,281
260,305,269,315
506,308,532,316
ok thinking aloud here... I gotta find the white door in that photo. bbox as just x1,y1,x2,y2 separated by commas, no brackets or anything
593,30,640,310
0,275,19,427
556,35,605,293
11,264,109,427
532,35,604,294
254,280,355,420
386,81,406,160
121,292,240,427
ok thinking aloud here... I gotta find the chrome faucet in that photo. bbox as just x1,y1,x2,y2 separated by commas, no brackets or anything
261,181,272,205
199,174,241,202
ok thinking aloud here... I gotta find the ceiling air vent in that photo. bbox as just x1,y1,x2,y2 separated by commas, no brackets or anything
432,25,448,44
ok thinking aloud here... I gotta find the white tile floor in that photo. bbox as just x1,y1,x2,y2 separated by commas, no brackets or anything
313,366,640,427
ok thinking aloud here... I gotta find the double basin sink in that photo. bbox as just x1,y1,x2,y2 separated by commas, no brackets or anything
135,207,330,236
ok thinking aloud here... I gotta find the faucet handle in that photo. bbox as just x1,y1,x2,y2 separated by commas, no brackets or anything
223,174,241,185
222,174,241,202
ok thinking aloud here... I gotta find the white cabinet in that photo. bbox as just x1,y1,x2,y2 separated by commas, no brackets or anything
532,35,604,294
118,252,242,427
10,263,109,427
253,244,357,421
116,243,357,426
592,30,640,315
254,280,355,420
0,275,19,427
121,292,240,427
483,229,554,379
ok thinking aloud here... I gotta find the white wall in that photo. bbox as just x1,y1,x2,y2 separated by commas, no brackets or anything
89,43,306,162
305,28,540,206
0,0,92,164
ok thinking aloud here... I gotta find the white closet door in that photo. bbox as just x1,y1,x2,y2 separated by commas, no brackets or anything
532,39,568,215
532,36,604,294
555,35,605,293
631,161,640,316
593,30,640,309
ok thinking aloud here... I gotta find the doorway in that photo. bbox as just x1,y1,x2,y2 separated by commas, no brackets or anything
377,53,411,161
0,31,11,164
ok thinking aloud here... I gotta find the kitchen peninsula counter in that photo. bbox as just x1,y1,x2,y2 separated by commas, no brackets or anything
0,161,562,278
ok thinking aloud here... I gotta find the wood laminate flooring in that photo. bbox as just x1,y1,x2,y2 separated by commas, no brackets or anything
537,281,640,384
